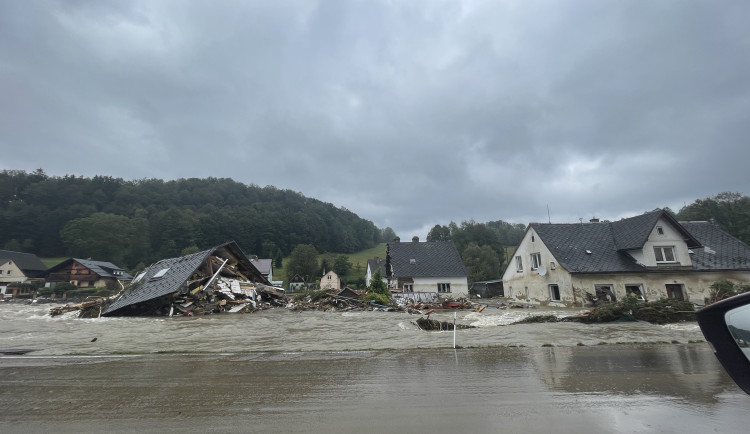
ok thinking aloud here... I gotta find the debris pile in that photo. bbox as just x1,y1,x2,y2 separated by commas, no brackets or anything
414,317,475,331
149,256,287,316
510,298,696,325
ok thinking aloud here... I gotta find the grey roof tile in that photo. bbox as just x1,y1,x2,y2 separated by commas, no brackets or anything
681,222,750,270
387,241,467,278
532,223,644,273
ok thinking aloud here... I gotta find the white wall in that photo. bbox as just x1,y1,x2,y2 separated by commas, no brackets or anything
0,260,28,283
412,276,469,299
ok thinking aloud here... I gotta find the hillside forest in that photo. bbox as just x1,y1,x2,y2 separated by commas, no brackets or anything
1,170,748,284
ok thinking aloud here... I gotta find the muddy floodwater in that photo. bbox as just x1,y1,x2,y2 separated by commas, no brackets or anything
0,303,746,433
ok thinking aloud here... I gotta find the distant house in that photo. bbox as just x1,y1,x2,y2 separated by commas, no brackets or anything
0,250,47,283
502,209,750,307
321,270,341,291
249,258,276,282
45,258,132,289
365,257,387,287
385,236,469,299
288,274,306,292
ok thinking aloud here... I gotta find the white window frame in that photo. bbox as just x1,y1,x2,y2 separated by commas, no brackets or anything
437,283,451,293
625,284,645,301
530,253,542,270
549,284,561,302
515,256,523,272
403,283,413,293
654,246,677,263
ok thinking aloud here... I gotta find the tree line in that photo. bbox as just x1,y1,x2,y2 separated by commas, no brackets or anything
0,169,392,270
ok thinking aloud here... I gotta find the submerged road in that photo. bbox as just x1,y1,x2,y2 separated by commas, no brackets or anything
0,345,746,433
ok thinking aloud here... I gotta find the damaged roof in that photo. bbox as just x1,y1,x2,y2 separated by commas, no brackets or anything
103,241,268,316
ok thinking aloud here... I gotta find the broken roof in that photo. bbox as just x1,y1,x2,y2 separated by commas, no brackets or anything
387,240,467,278
103,241,268,316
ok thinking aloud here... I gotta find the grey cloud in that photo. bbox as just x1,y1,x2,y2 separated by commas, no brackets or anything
1,0,749,239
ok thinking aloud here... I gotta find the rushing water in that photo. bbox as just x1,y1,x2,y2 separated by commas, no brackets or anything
0,302,704,355
0,302,746,433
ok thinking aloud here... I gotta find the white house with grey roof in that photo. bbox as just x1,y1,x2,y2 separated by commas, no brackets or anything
385,237,469,299
502,209,750,307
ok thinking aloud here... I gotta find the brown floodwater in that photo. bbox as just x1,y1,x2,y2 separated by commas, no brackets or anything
0,303,746,433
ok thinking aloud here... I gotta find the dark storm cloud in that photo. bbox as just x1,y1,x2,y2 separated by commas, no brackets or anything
2,0,749,238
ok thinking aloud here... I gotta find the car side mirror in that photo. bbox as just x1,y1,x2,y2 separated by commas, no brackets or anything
696,291,750,395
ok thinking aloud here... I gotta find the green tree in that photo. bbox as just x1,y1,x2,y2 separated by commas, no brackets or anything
60,213,136,265
677,192,750,244
462,243,501,282
333,254,352,275
364,269,390,304
427,224,451,242
285,244,319,283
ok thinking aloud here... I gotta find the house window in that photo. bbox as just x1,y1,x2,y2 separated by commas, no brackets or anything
595,284,616,302
530,253,542,270
404,283,413,293
654,246,676,263
656,226,665,236
327,275,332,280
515,256,523,272
666,284,684,301
625,284,645,301
437,283,451,293
6,270,10,275
549,284,561,301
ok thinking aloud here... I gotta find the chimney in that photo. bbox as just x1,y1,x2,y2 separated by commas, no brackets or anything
394,237,400,243
375,257,380,264
412,236,419,243
589,217,600,223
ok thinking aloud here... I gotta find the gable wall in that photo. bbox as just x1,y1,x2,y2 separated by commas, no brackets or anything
502,227,579,305
0,260,27,283
411,276,468,298
628,217,693,266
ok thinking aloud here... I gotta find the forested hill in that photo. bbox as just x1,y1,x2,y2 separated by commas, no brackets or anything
0,170,388,269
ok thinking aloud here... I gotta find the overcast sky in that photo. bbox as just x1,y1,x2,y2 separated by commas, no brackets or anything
2,1,749,239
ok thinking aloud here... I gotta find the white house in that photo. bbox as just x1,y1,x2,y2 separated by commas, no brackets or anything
385,236,469,299
502,209,750,307
365,257,387,287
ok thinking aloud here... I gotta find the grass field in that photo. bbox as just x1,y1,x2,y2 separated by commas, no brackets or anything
40,257,68,268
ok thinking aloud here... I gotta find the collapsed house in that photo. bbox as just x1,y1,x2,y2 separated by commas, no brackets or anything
101,241,284,317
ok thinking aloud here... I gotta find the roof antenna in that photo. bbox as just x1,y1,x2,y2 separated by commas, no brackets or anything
547,204,551,224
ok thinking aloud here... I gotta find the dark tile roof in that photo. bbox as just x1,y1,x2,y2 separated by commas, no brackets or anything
249,259,272,276
103,241,268,316
531,223,645,273
0,250,47,275
529,209,750,274
366,259,386,275
680,222,750,270
610,210,662,250
387,241,467,278
74,259,133,280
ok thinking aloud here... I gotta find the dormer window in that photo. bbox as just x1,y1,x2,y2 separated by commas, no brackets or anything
654,246,677,263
